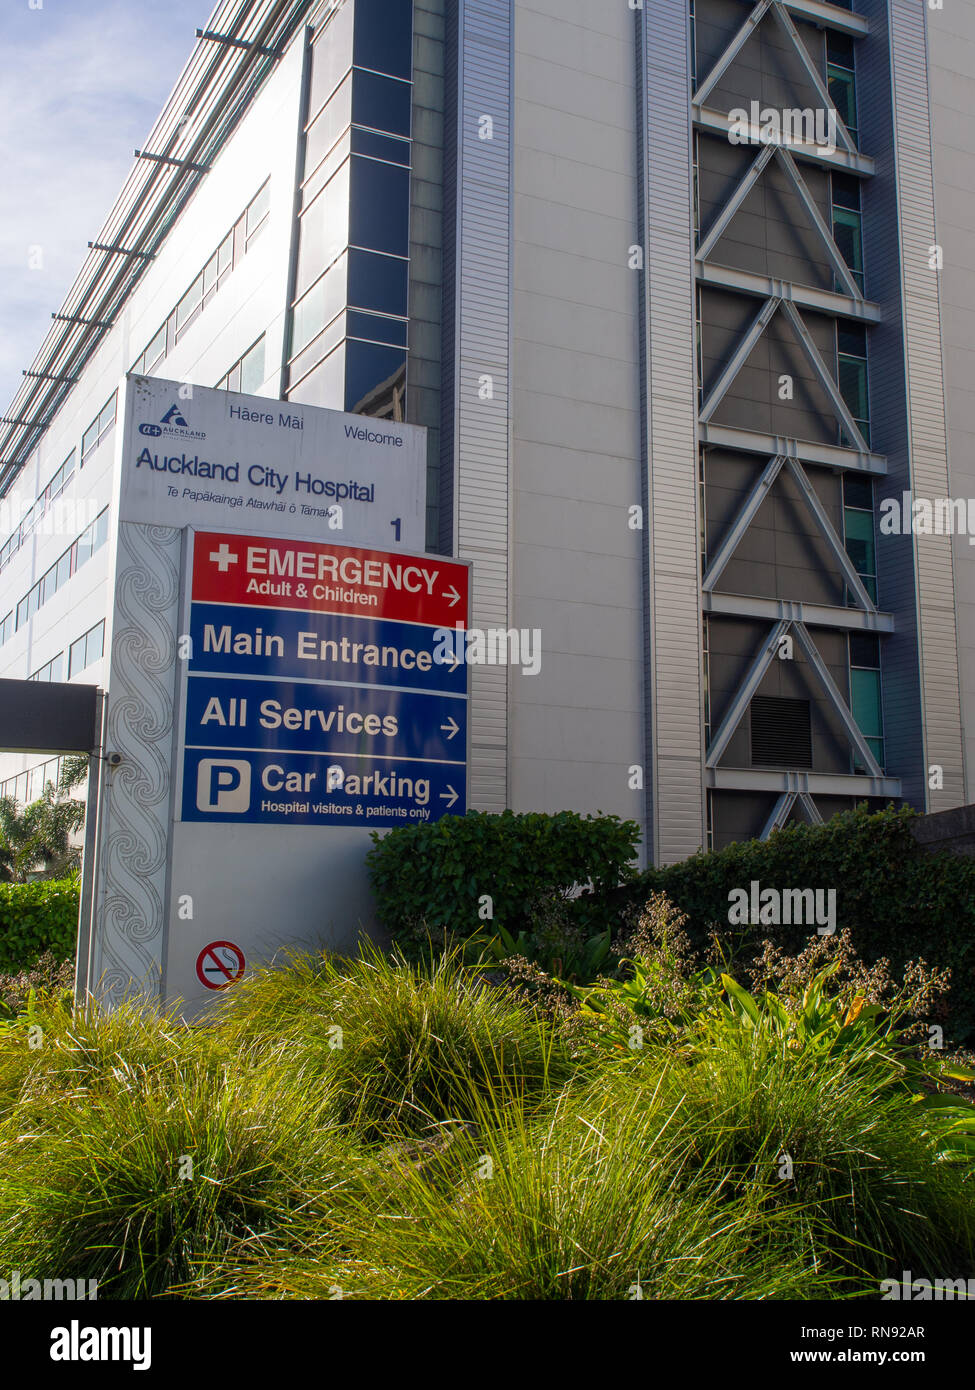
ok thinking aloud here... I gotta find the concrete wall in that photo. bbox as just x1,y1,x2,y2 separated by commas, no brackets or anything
931,2,975,803
508,0,645,839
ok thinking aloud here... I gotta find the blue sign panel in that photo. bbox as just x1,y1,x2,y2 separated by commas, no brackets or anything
180,537,468,829
182,747,465,827
184,675,466,762
189,603,466,695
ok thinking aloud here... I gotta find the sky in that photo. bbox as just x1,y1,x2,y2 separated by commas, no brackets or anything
0,0,218,412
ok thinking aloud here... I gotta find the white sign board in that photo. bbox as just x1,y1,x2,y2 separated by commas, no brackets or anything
119,374,426,551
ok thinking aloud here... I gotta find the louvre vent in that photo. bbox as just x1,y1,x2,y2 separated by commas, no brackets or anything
750,695,812,768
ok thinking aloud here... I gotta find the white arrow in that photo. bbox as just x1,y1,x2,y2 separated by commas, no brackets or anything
440,716,460,740
442,584,461,608
439,784,459,809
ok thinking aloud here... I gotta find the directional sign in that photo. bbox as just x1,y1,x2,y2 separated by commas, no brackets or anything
196,940,246,990
182,748,464,826
188,604,467,694
183,676,467,761
179,528,470,830
191,531,468,627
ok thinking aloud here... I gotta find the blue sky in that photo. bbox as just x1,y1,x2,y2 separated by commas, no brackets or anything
0,0,218,411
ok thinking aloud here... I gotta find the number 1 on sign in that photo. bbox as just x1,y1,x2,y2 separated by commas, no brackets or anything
390,517,401,542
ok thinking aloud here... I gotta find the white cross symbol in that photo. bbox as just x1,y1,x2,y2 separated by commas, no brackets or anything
210,544,238,572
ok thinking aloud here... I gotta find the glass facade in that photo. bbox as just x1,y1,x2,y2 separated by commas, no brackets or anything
837,320,870,447
843,471,877,604
286,0,413,421
849,631,884,771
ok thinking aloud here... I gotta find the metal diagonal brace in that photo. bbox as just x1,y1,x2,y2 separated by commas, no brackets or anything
693,0,775,107
769,1,858,155
779,299,870,451
783,456,876,611
777,148,863,300
791,620,883,775
706,619,792,767
700,296,782,423
797,791,823,823
696,143,777,262
702,454,788,590
760,791,797,839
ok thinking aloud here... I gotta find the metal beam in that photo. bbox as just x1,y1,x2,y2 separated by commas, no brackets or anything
791,620,883,775
703,591,894,633
777,148,862,300
775,0,868,36
195,27,285,58
134,150,210,174
798,791,824,823
694,105,875,176
760,791,797,839
22,371,79,385
779,299,870,451
87,241,156,259
706,620,791,767
770,1,857,154
696,143,777,262
52,313,114,329
706,766,901,797
784,456,876,611
696,261,880,322
693,0,775,107
702,454,787,590
699,421,887,474
700,296,782,423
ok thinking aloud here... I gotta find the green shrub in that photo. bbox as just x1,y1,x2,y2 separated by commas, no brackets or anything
0,879,78,974
0,949,74,1020
332,1076,844,1300
0,1002,361,1298
213,946,579,1139
608,805,975,1039
366,809,641,946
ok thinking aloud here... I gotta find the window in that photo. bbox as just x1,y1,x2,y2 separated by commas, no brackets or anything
7,508,109,642
351,69,411,136
349,156,410,257
350,128,410,166
81,393,117,466
827,32,858,146
176,272,205,339
352,0,413,80
68,620,105,679
849,631,883,771
216,336,266,394
344,340,406,417
0,449,76,577
30,652,63,683
831,172,863,293
245,182,270,246
129,183,270,378
837,321,869,446
347,248,408,317
843,472,877,604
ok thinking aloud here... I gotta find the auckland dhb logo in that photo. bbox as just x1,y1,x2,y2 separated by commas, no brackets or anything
139,400,206,442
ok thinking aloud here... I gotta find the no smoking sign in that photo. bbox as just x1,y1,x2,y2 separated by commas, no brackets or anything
195,940,246,990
